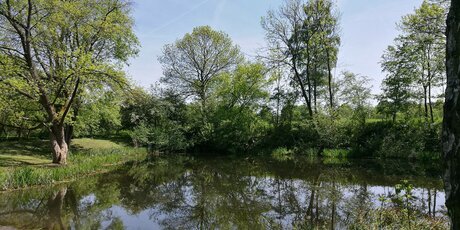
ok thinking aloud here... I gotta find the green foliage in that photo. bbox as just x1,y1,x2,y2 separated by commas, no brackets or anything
210,107,270,153
338,71,372,124
0,0,139,163
216,63,270,109
270,147,294,161
74,89,123,137
380,43,416,121
0,0,446,164
321,149,351,158
206,63,272,153
159,25,243,115
262,0,340,115
349,120,441,159
271,147,292,156
380,0,446,123
313,113,349,149
121,88,189,152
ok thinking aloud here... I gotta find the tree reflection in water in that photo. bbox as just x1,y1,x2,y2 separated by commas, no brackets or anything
0,156,448,229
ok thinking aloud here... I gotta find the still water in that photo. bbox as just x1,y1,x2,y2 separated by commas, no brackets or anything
0,156,447,229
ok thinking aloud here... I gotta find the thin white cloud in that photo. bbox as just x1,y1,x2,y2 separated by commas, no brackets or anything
212,0,228,25
150,0,212,34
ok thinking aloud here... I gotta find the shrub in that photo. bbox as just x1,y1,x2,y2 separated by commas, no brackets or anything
270,147,293,161
322,149,352,158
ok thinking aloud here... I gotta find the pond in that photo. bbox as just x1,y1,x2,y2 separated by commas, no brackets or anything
0,155,447,229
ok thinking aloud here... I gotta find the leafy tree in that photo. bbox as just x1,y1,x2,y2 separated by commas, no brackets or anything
380,43,416,122
0,83,45,138
210,63,272,153
338,71,371,123
261,0,315,116
120,87,189,151
0,0,139,164
159,26,243,118
303,0,340,110
262,0,340,116
399,0,446,122
217,63,271,110
73,88,123,138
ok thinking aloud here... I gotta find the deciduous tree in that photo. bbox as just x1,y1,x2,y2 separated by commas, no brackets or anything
159,26,243,119
0,0,138,164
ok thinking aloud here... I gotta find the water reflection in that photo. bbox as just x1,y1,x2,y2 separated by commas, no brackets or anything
0,156,447,229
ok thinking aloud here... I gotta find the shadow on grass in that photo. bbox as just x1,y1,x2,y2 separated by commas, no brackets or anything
0,155,50,167
0,139,50,157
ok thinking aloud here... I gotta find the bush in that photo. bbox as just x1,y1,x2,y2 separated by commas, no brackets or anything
322,149,352,158
270,147,293,161
349,121,441,159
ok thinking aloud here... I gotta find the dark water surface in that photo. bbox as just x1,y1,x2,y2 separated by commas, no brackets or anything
0,156,446,229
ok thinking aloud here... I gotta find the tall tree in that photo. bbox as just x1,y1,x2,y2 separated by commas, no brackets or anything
0,0,138,164
399,0,446,122
261,0,340,116
261,0,314,117
443,0,460,228
380,42,417,122
159,26,243,118
304,0,340,109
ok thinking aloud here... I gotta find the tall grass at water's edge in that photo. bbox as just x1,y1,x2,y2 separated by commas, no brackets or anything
0,147,146,191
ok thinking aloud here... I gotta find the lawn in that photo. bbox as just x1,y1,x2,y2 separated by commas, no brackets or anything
0,138,127,167
0,138,146,190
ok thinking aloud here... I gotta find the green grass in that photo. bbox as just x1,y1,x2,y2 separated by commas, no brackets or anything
0,139,50,157
0,154,50,167
71,138,125,150
0,138,146,190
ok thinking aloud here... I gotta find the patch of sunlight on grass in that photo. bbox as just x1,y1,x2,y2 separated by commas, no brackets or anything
0,138,126,169
71,138,124,151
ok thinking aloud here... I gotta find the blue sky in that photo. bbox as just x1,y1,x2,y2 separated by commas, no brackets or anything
126,0,423,93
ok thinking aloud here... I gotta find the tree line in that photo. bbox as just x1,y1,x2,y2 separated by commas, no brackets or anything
0,0,449,163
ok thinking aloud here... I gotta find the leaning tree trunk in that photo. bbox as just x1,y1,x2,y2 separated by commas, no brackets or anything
50,122,68,165
443,0,460,229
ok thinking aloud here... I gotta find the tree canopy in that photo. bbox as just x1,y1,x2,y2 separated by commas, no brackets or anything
0,0,138,164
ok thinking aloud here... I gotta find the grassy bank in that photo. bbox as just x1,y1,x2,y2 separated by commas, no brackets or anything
0,138,146,190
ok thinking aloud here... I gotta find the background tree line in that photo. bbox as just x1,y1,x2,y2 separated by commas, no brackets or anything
0,0,449,162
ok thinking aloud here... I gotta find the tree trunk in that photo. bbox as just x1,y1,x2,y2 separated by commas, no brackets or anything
443,1,460,228
424,85,429,119
313,74,318,114
65,99,80,145
326,49,334,109
428,79,434,123
50,122,68,165
199,87,208,125
293,67,313,117
306,57,314,117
